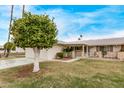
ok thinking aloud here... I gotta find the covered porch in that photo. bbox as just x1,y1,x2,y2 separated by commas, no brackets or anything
63,44,89,58
62,44,124,61
88,45,124,60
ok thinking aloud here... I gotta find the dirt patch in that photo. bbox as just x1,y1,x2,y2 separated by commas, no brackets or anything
16,65,52,78
16,65,33,78
34,68,52,78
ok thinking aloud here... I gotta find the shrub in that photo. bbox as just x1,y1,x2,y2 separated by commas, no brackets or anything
63,47,73,58
102,51,107,57
63,47,73,52
56,52,64,59
4,42,16,50
4,42,16,57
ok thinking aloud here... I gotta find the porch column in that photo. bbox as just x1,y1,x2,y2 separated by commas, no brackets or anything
86,46,89,57
82,45,85,57
72,47,75,58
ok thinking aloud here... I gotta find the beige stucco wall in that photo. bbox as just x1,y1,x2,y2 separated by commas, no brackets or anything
47,45,63,60
90,47,96,52
89,45,121,52
0,47,25,53
16,47,25,53
75,50,82,57
40,49,48,60
72,50,75,58
89,47,96,57
89,45,122,58
113,45,121,52
118,52,124,60
25,45,63,61
25,48,34,59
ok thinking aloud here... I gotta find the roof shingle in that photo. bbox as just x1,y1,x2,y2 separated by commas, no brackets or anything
58,37,124,46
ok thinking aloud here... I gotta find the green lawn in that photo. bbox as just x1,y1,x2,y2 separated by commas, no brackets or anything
0,59,124,88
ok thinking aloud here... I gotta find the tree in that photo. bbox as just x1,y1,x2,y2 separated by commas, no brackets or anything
11,12,58,72
8,5,14,42
4,42,16,57
78,34,83,41
4,5,14,56
22,5,25,17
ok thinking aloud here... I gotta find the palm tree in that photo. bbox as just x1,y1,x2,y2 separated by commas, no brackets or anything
78,34,83,41
8,5,14,42
4,5,14,56
22,5,25,17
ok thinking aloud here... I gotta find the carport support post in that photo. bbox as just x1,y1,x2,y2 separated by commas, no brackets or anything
82,45,85,57
72,47,75,58
86,46,89,57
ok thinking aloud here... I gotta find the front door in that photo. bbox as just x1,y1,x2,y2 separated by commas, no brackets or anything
75,46,82,57
75,50,82,57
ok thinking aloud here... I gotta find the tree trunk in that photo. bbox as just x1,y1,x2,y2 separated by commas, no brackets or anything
8,5,14,42
5,49,10,58
33,47,40,72
22,5,25,17
4,49,6,56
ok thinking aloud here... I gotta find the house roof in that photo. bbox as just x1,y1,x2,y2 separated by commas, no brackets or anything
58,37,124,46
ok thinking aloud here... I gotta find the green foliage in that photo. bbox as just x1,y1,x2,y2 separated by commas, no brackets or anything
63,47,73,58
11,12,58,49
56,52,64,59
63,47,73,52
4,42,16,50
102,51,107,56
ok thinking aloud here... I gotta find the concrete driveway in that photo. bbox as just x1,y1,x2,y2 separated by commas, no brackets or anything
0,57,81,70
0,58,34,70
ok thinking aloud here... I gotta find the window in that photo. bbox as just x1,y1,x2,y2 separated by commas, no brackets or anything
96,46,100,52
99,46,113,52
104,46,113,52
75,46,82,50
121,45,124,52
109,46,113,52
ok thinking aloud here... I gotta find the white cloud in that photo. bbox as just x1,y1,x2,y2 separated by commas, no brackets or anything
61,29,124,42
58,33,79,42
94,30,124,39
1,5,124,45
19,6,124,42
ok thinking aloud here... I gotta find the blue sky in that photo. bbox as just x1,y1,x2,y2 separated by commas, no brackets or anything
1,5,124,45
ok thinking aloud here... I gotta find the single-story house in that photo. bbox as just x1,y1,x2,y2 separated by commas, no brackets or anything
25,37,124,61
0,46,25,54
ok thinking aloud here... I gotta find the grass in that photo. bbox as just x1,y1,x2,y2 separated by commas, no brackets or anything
0,59,124,88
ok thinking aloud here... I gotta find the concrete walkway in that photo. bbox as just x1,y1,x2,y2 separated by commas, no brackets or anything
0,57,81,70
82,57,121,62
0,57,120,70
0,58,34,70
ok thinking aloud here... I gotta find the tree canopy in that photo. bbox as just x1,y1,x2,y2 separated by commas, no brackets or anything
11,12,58,49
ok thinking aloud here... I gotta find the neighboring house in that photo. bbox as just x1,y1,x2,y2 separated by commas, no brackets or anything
0,45,4,53
15,47,25,53
25,37,124,61
0,46,25,53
